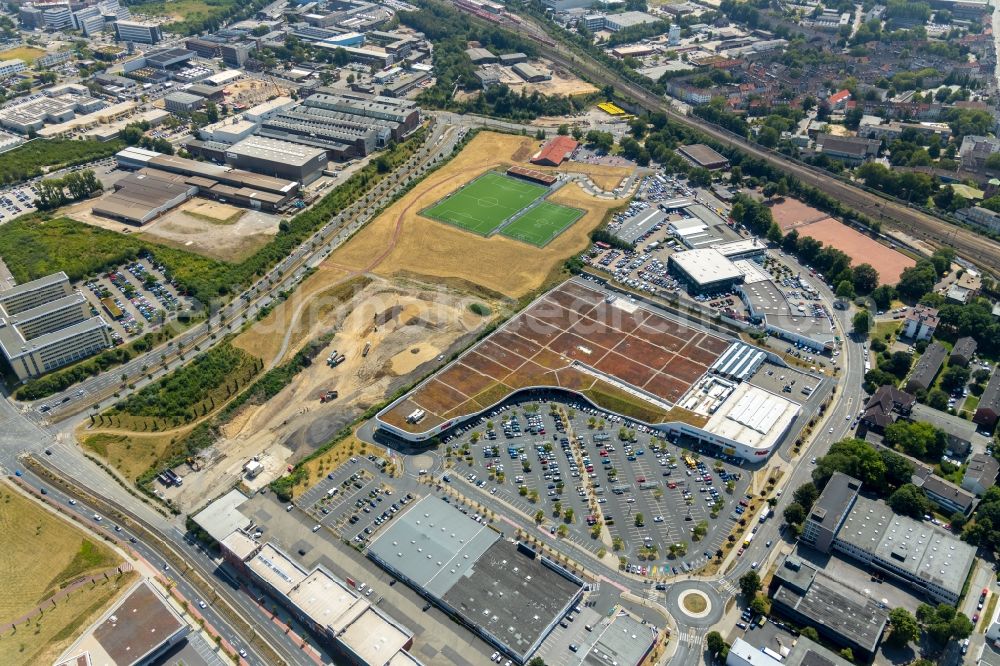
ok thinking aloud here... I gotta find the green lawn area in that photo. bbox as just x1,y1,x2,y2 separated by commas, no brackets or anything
935,461,967,485
0,46,46,63
501,201,583,247
962,393,980,416
422,171,548,236
872,319,901,343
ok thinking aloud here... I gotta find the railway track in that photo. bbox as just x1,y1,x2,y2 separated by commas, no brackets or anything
486,9,1000,273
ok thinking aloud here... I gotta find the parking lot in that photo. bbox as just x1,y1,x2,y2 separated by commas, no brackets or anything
80,255,190,342
583,173,746,301
0,183,38,222
294,454,414,546
441,398,751,576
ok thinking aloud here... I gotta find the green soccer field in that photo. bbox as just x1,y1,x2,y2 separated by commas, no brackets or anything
501,202,584,247
421,172,548,235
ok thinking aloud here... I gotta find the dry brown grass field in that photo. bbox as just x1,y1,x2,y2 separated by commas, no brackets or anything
0,484,130,666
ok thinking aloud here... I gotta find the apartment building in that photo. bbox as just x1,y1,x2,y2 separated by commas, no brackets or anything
902,304,939,341
0,59,27,79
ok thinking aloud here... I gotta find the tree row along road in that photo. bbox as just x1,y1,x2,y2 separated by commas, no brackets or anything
32,122,456,422
498,12,1000,272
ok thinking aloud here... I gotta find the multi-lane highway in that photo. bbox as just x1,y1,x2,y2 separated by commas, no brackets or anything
25,119,465,423
0,119,472,665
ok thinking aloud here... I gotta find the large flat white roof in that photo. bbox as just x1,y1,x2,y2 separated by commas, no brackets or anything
729,638,782,666
670,248,743,286
704,382,799,451
192,489,251,543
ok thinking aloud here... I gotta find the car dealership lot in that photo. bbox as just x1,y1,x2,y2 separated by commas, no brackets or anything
441,399,751,575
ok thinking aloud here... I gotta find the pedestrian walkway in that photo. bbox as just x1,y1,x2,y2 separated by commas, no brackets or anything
0,562,134,634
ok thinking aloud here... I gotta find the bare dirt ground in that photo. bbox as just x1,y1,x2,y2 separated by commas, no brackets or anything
770,196,914,284
181,199,245,224
561,161,632,191
233,264,354,365
78,132,632,508
165,276,495,511
66,196,281,262
225,79,288,108
325,131,628,298
508,62,598,97
791,217,915,285
769,198,830,229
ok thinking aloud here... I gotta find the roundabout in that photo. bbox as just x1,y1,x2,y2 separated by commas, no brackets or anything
680,591,710,616
665,581,724,627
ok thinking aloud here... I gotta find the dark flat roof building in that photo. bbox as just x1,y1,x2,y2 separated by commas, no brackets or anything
366,496,584,663
905,342,947,393
87,581,188,665
93,171,197,225
800,472,861,553
975,369,1000,430
816,133,879,164
678,143,729,169
770,555,887,658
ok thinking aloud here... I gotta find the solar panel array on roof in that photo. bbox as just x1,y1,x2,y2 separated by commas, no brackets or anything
710,342,765,381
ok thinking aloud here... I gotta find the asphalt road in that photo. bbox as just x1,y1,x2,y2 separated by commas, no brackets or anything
26,119,464,422
484,10,1000,274
0,84,873,665
0,120,469,666
9,463,278,666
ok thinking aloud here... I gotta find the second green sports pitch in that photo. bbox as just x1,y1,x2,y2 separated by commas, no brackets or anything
421,171,583,247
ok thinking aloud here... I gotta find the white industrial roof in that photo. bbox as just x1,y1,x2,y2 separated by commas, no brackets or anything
729,638,782,666
192,489,251,543
704,382,799,451
670,248,742,286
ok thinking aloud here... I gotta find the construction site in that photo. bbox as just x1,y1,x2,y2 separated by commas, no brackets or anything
157,276,496,512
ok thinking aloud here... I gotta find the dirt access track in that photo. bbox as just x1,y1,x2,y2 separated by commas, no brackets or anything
91,131,635,510
325,131,635,298
166,276,493,511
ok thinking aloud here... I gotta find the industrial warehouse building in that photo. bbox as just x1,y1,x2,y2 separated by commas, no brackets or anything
250,91,420,161
114,147,299,212
678,143,729,169
0,271,112,380
768,554,888,659
668,248,745,294
163,91,204,114
366,495,585,664
225,135,328,185
93,171,197,225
